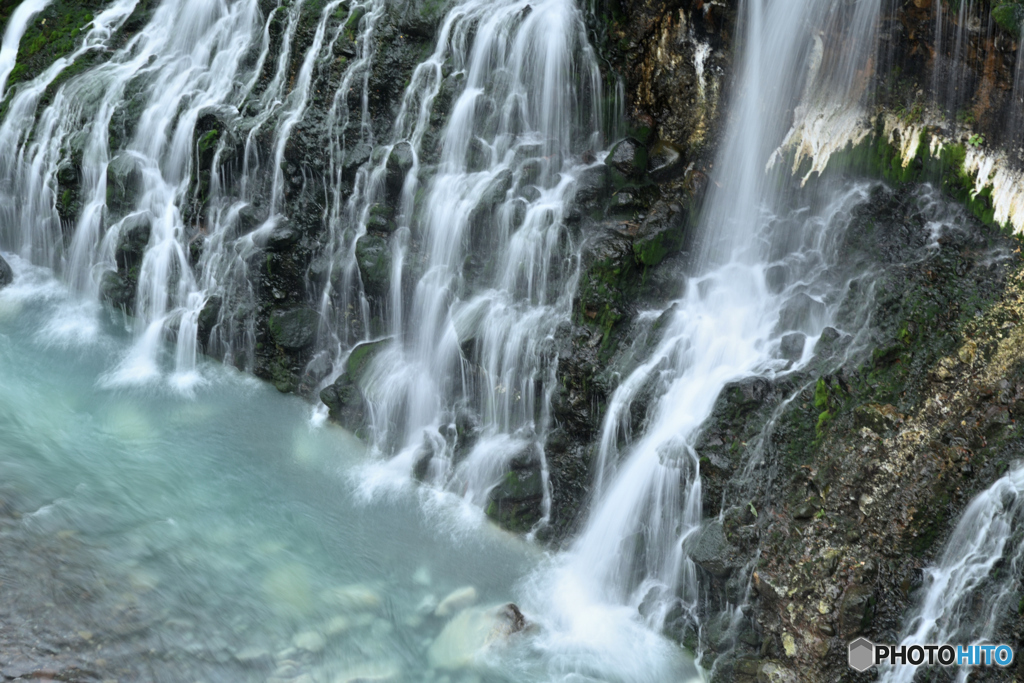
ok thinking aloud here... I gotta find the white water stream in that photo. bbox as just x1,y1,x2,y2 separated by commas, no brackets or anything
879,465,1024,683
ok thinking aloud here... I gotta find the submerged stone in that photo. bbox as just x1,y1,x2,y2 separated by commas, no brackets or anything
434,586,478,617
428,603,527,670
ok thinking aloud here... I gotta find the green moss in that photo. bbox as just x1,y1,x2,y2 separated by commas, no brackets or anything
992,0,1024,35
815,410,832,439
5,1,105,91
814,121,1011,237
813,378,829,411
197,129,220,154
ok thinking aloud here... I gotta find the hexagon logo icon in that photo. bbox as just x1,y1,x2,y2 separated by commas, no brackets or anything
848,637,875,672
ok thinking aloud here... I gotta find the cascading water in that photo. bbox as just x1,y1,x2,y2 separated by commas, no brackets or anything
346,0,604,524
879,465,1024,683
523,0,882,671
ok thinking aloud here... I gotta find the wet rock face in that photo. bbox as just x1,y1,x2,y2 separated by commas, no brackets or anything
681,185,1024,683
591,0,735,168
318,339,389,438
268,308,319,350
100,217,151,312
0,255,13,288
485,446,546,532
878,1,1024,154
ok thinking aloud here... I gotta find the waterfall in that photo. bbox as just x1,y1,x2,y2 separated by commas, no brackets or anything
346,0,604,523
879,465,1024,683
526,0,882,666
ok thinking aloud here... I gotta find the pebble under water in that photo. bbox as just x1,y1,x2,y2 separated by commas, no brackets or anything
0,257,699,683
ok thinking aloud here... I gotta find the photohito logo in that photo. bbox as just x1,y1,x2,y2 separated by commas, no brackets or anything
848,638,1015,672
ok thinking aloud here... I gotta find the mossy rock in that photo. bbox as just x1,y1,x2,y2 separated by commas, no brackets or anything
346,338,389,383
355,234,391,297
268,308,320,350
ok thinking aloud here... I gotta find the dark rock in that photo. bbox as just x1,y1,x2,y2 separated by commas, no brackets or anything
765,264,788,293
486,444,546,532
367,203,396,233
647,140,686,181
346,338,390,383
102,217,152,311
633,201,687,267
0,255,12,288
491,465,543,502
319,374,367,436
106,153,143,216
688,520,737,578
573,164,609,209
608,138,646,179
197,296,222,350
268,308,319,350
779,332,805,361
777,292,826,333
343,142,372,179
355,234,391,298
266,221,299,251
838,584,875,637
813,326,841,357
115,217,152,272
385,141,414,201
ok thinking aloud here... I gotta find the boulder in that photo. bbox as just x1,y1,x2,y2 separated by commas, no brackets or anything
115,216,152,273
608,137,647,179
688,520,739,578
197,295,222,350
106,153,143,216
572,163,609,209
779,332,805,361
319,374,367,435
633,201,687,267
485,444,545,532
102,217,152,311
0,254,12,288
346,338,389,381
647,140,687,181
777,292,826,332
265,220,299,252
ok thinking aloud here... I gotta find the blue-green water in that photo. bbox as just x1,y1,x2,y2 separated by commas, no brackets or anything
0,256,700,683
0,258,538,682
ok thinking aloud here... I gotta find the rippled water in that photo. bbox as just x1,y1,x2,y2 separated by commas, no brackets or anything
0,255,700,682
